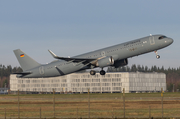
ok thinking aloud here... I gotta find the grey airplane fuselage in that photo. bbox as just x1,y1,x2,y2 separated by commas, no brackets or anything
23,35,173,78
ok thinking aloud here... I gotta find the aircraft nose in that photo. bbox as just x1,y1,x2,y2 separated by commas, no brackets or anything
168,38,174,44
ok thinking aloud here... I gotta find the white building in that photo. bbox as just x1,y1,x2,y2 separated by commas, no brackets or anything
10,72,166,93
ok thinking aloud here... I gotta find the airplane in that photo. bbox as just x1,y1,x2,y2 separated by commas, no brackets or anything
13,34,173,78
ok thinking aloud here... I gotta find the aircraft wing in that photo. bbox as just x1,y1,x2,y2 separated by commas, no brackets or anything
48,50,96,64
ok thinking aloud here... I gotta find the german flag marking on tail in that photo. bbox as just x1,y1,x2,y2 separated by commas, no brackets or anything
20,54,24,57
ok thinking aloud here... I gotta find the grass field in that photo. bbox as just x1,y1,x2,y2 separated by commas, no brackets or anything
0,92,180,118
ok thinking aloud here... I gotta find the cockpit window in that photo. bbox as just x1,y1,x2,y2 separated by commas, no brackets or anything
159,36,167,40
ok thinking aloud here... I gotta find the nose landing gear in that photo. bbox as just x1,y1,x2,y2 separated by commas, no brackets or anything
154,51,160,59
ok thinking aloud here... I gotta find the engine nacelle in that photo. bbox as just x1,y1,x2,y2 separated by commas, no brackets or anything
96,56,114,68
113,58,128,68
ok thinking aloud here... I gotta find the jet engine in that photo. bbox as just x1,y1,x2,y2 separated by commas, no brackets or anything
96,56,114,68
113,58,128,68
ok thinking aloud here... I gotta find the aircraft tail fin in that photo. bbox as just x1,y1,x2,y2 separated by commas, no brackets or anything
13,49,41,71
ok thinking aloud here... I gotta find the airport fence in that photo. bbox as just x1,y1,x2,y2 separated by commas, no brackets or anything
0,89,180,119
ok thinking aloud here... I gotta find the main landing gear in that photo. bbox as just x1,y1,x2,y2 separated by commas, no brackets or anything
90,68,106,76
100,68,106,75
154,51,160,59
90,70,96,75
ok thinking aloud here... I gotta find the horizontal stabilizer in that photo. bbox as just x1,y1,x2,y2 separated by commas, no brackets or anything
13,71,32,77
13,72,32,75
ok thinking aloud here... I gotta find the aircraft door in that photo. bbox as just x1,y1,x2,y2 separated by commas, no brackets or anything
39,66,45,75
149,36,155,45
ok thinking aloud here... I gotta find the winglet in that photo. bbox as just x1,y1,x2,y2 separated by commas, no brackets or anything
48,50,58,58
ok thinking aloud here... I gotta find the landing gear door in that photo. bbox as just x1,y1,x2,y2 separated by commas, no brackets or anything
149,36,155,45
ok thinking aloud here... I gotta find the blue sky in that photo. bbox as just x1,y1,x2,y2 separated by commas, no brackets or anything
0,0,179,68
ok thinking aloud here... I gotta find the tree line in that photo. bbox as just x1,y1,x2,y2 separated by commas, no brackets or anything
107,64,180,92
0,64,22,88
